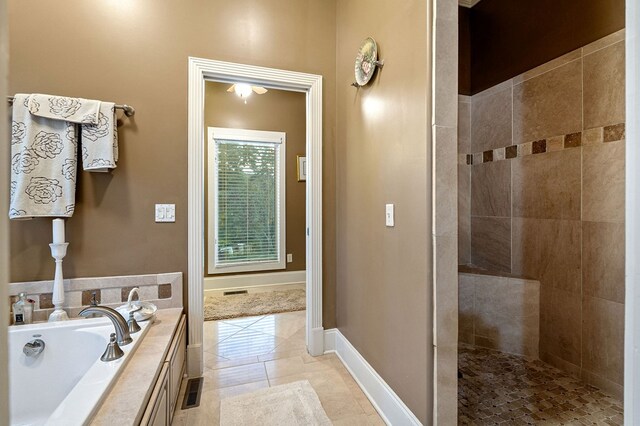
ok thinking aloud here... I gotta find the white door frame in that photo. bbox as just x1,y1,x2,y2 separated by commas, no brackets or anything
187,57,324,376
625,1,640,423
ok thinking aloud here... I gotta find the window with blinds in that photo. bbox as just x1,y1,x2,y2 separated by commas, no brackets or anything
207,128,286,274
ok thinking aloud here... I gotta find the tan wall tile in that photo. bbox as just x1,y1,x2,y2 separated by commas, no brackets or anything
435,236,458,347
458,164,471,265
433,17,458,128
584,41,625,129
434,345,458,426
512,218,581,294
582,28,625,56
434,126,458,237
539,285,581,366
458,101,471,153
471,160,511,217
582,140,625,222
513,49,582,85
582,221,625,303
473,275,539,357
470,217,511,273
582,296,624,386
513,60,582,144
471,86,513,152
512,149,581,220
458,274,474,344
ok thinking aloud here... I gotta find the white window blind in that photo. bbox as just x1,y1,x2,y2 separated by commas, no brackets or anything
208,128,286,274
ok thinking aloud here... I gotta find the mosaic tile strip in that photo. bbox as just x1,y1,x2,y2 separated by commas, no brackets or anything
459,344,624,425
464,123,625,165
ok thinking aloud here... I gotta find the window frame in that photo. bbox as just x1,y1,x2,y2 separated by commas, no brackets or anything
207,127,286,274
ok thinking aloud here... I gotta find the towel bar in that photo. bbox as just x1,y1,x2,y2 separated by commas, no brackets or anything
7,96,135,117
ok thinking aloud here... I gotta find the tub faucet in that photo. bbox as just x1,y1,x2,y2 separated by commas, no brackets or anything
79,306,132,346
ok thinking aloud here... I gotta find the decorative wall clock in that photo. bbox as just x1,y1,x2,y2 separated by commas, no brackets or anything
353,37,384,88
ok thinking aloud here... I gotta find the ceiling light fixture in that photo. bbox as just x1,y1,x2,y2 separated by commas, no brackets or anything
227,83,268,104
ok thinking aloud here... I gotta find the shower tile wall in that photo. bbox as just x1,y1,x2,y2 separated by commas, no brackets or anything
457,29,625,398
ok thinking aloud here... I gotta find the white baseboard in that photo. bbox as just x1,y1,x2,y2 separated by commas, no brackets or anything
324,329,422,426
203,270,306,291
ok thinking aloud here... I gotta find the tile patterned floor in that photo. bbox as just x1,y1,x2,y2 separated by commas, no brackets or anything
458,344,624,425
172,310,384,425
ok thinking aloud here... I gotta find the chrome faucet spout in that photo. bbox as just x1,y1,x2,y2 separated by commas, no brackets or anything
79,306,132,346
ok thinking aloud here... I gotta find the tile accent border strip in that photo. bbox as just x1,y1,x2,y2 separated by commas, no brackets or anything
8,272,183,323
324,329,422,425
458,123,626,165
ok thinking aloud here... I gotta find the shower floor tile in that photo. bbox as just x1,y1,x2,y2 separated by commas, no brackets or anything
458,344,623,425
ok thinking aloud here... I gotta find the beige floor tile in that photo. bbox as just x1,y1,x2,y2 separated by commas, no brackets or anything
265,354,333,380
318,390,365,420
265,355,307,379
204,354,259,371
178,380,269,426
212,328,286,359
203,320,243,350
220,315,264,328
249,312,306,339
270,328,307,353
368,413,386,425
186,311,379,425
331,413,375,425
258,348,307,362
203,362,267,389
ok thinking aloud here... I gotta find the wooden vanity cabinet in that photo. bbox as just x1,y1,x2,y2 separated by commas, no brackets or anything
141,314,186,426
141,363,169,426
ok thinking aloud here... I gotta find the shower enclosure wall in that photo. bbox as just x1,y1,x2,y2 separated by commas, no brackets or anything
458,29,626,399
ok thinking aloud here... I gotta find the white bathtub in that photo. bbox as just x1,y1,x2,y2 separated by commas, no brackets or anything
9,316,151,426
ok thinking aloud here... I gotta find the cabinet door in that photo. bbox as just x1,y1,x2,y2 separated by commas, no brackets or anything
167,315,187,418
150,383,168,426
141,363,169,426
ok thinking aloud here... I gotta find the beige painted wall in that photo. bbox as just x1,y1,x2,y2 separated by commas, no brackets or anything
336,0,432,422
204,81,306,275
7,0,337,327
0,0,10,420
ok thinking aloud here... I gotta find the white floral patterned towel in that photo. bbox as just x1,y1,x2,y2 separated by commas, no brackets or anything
27,94,118,172
80,101,118,172
28,93,101,124
10,94,77,219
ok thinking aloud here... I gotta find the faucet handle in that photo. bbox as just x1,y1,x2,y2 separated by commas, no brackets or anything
100,333,124,362
127,310,141,334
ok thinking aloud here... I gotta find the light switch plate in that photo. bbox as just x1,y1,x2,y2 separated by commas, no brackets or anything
155,204,175,223
385,204,395,227
287,254,293,263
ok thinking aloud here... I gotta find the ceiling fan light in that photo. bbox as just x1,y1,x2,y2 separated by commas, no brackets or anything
234,83,253,99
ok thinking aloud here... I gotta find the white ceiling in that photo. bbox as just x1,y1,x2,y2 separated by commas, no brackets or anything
459,0,482,7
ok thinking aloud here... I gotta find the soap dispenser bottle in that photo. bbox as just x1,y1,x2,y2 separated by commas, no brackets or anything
12,293,27,325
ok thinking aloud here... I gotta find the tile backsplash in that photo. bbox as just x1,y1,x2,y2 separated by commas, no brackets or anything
8,272,182,323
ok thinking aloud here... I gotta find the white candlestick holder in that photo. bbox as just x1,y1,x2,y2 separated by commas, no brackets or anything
48,242,69,322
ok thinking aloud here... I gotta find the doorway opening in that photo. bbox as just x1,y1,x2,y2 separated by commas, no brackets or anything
186,58,324,377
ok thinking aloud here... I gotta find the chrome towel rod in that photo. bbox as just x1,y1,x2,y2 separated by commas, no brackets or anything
7,96,135,117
